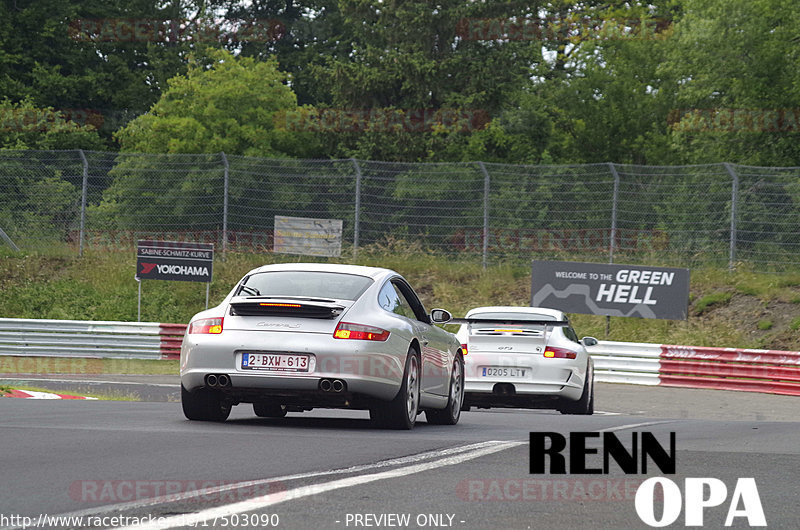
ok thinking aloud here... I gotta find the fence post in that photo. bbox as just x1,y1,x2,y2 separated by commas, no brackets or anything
78,149,89,257
607,162,621,264
220,152,229,257
351,158,362,259
605,162,621,338
723,162,739,270
477,161,490,269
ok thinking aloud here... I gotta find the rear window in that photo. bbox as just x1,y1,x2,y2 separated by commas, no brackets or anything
237,271,373,301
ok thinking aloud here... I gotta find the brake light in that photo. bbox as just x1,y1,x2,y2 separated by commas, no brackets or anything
493,329,524,333
333,322,390,341
259,302,301,308
461,343,468,355
189,317,223,334
543,347,577,359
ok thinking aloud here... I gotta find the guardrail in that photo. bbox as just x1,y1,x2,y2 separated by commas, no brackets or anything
1,317,799,397
0,318,185,360
587,342,800,397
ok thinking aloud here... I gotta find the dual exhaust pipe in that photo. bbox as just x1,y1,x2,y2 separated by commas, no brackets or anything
206,374,345,392
206,374,231,388
319,378,346,393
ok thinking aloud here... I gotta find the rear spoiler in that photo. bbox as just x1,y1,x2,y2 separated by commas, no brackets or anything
449,318,569,327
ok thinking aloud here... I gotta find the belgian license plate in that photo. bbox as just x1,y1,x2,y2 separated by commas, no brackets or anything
241,353,310,372
482,367,526,378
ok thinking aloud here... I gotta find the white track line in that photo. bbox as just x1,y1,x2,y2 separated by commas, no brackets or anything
25,441,514,524
115,440,525,530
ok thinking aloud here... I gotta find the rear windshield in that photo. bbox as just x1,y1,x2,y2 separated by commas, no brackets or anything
469,312,558,321
237,271,373,301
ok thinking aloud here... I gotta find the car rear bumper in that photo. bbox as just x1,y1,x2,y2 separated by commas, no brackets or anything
180,330,408,402
463,353,586,403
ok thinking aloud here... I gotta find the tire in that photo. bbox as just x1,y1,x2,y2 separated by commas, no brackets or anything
557,358,594,415
181,384,232,422
370,347,420,430
425,355,465,425
253,401,287,418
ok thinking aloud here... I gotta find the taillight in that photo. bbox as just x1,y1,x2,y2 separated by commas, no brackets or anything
189,317,223,334
543,347,577,359
333,322,390,341
461,343,468,355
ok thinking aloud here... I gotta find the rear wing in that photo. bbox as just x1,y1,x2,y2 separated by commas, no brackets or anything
451,318,569,346
449,318,569,327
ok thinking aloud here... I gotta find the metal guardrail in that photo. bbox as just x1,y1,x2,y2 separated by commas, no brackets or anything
0,318,185,360
1,318,798,396
587,341,800,396
587,341,662,385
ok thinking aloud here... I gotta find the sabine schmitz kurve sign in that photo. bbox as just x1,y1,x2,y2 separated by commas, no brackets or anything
530,260,690,320
136,240,213,283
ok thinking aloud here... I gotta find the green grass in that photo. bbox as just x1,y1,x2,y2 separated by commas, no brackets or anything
0,356,177,375
757,320,773,330
1,245,800,351
693,291,733,315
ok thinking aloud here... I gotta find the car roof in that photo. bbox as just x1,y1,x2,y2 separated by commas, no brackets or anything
246,262,396,281
464,306,566,319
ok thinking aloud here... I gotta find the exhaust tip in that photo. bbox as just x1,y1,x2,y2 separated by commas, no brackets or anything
332,379,345,393
218,374,230,387
493,383,516,396
319,379,332,392
206,374,218,387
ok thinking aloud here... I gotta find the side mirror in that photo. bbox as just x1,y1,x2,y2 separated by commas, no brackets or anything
430,308,452,324
582,336,599,347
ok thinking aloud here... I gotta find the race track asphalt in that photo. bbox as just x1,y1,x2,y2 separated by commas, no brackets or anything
0,380,797,529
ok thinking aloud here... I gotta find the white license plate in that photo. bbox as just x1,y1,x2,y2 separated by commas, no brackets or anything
241,353,310,372
481,367,526,378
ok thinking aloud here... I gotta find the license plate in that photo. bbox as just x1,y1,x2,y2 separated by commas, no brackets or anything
482,367,526,378
241,353,310,372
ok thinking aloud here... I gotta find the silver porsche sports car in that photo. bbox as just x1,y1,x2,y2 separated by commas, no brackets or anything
180,263,465,429
454,306,597,414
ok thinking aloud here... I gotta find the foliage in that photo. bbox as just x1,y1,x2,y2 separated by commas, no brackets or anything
0,98,104,150
0,0,197,146
115,49,318,157
663,0,800,165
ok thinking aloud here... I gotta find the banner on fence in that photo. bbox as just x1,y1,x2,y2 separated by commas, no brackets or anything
273,216,343,257
530,260,690,320
136,240,214,283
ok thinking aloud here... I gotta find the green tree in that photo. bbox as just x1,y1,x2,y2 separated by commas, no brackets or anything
93,50,322,235
662,0,800,165
115,49,316,156
308,0,542,161
0,98,104,150
0,98,104,244
0,1,197,145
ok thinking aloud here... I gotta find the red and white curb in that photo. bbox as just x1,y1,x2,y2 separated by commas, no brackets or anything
2,389,97,400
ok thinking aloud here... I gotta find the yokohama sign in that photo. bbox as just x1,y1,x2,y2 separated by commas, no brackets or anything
136,240,213,283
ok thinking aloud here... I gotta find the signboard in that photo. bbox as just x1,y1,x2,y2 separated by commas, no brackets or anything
274,216,343,257
136,240,213,283
531,260,690,320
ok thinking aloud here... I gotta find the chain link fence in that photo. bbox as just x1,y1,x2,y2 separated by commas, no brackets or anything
1,149,799,269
